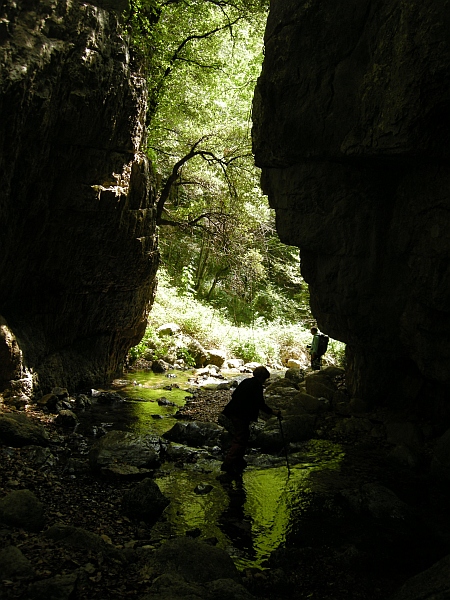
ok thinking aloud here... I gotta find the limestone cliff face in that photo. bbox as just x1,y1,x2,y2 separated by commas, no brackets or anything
0,0,158,394
253,1,450,424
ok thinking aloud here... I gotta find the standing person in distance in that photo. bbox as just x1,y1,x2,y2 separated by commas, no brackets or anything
220,366,281,477
309,326,322,370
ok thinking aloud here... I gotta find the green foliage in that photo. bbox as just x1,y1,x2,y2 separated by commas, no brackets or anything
129,269,345,369
229,339,264,364
176,347,196,367
127,326,158,362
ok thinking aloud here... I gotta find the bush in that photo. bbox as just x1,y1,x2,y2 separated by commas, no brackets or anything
128,268,345,369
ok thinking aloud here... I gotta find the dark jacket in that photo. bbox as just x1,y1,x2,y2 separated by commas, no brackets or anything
222,376,274,422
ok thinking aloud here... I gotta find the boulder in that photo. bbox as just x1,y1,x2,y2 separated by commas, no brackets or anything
163,421,223,448
386,422,424,450
151,537,241,583
226,359,244,369
152,359,171,373
206,349,227,368
54,409,78,428
341,483,413,520
0,545,35,580
391,553,450,600
0,413,49,447
305,371,345,405
0,489,45,531
157,323,181,336
284,367,305,385
27,573,78,600
122,478,170,523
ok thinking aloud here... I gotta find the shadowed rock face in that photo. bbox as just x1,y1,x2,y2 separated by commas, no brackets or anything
253,0,450,425
0,0,159,394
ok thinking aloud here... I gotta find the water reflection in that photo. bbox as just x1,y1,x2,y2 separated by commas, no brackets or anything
78,370,344,570
156,456,343,570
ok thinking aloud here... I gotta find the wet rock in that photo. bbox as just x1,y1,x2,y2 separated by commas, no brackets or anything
0,489,45,532
122,477,170,524
0,412,49,447
27,572,78,600
157,397,176,406
253,414,315,452
163,421,223,448
341,483,413,520
164,443,209,463
391,553,450,600
89,430,161,474
36,393,59,410
0,545,35,580
389,444,421,470
194,483,213,495
94,391,124,404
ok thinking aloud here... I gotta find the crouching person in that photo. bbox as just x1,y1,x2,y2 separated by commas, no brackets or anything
220,366,281,476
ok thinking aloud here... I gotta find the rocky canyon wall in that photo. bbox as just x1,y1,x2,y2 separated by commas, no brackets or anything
0,0,159,395
253,0,450,425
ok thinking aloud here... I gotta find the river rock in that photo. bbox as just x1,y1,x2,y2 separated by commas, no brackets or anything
88,430,161,474
0,412,49,447
284,367,305,385
206,349,227,368
27,572,78,600
0,545,35,580
341,483,412,520
54,409,78,428
151,537,241,583
141,573,255,600
0,489,45,532
43,524,125,562
305,370,345,405
122,477,170,523
163,421,223,448
157,323,181,336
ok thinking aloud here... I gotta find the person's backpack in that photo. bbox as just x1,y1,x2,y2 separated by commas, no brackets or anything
317,333,329,357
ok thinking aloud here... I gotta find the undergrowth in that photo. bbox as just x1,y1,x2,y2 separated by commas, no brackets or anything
129,268,346,369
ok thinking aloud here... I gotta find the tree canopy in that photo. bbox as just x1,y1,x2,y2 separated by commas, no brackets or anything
126,0,311,326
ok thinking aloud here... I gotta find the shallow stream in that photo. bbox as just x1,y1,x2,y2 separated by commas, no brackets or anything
77,370,344,571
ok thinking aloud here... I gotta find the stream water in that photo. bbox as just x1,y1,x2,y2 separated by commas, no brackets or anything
77,370,344,571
